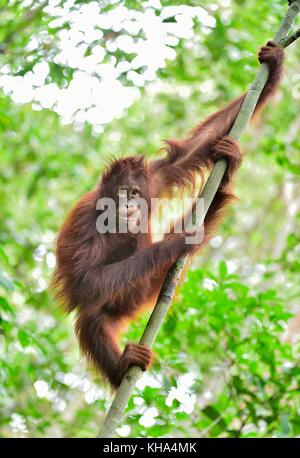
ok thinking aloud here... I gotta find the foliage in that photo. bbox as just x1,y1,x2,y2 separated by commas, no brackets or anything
124,265,300,438
1,0,300,438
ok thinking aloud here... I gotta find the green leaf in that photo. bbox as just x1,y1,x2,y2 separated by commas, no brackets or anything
202,406,227,430
219,261,228,280
0,297,14,314
18,330,31,348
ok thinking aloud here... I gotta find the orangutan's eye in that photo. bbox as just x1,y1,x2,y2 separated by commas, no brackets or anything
131,188,140,197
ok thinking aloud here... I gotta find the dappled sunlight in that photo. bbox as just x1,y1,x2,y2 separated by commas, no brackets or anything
0,1,217,127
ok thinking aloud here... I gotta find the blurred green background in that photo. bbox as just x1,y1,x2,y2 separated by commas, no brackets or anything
0,0,300,438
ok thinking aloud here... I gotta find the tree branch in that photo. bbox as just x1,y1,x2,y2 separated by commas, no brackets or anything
281,27,300,48
98,0,300,438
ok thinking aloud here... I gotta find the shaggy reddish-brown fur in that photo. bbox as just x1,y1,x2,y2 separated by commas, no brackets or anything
51,42,284,389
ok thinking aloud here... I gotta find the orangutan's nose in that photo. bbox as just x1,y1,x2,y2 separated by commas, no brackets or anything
126,202,138,216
